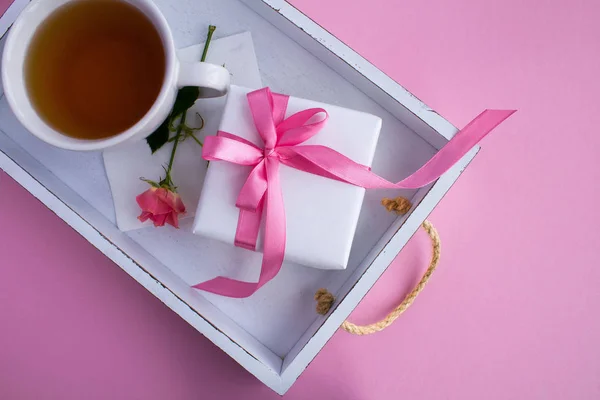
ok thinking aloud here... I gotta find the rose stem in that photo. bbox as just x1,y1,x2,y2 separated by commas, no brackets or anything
201,25,216,63
166,25,217,181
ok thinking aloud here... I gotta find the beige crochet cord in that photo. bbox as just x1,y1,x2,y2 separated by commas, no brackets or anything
342,220,440,335
315,218,441,336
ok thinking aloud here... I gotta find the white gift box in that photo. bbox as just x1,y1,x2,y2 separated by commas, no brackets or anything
193,85,382,270
0,0,480,395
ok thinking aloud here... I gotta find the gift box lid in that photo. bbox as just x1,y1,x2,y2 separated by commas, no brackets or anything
193,84,382,270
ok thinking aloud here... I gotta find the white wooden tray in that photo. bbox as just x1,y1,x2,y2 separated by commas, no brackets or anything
0,0,477,394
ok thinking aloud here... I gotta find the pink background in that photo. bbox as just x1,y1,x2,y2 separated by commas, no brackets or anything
0,0,12,17
1,0,599,398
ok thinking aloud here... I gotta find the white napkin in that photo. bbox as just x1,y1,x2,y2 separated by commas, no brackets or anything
103,32,262,231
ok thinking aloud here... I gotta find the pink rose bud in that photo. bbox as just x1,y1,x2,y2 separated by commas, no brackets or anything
136,187,186,228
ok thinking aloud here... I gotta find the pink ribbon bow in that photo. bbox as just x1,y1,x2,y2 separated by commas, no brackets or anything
194,87,515,298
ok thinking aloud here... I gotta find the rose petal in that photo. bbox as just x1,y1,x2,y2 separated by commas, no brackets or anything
156,189,186,214
136,187,186,229
165,211,179,228
137,211,152,223
172,193,186,214
136,188,172,215
153,189,177,214
149,213,168,227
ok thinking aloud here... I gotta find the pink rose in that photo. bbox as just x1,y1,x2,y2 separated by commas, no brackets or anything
136,187,186,228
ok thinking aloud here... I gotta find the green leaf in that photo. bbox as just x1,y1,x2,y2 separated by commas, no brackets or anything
145,117,170,153
171,87,200,118
140,177,160,188
144,25,214,155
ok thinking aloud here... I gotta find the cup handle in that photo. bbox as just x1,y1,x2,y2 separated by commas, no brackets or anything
177,62,230,98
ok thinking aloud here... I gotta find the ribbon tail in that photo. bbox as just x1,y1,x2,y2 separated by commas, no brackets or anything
234,160,268,251
394,109,516,187
284,109,516,189
259,158,286,283
192,277,264,299
235,208,262,251
193,158,286,298
236,160,268,212
193,204,266,297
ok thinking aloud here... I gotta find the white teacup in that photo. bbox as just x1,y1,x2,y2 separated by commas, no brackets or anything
1,0,230,151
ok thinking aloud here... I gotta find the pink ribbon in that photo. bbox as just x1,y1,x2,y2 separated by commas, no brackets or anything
193,87,515,298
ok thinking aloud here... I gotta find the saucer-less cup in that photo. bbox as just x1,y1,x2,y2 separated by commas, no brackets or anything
1,0,230,151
